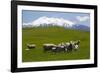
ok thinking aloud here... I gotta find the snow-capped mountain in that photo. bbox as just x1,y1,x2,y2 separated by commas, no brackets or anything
22,22,33,28
22,16,90,31
23,16,75,28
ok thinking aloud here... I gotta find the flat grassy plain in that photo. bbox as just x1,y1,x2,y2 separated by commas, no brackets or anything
22,26,90,62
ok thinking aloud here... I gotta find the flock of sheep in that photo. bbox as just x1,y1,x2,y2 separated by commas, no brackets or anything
26,40,80,53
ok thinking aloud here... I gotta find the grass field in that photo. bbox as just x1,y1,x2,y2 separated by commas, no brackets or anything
22,26,90,62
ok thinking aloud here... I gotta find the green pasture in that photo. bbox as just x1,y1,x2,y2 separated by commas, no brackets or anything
22,26,90,62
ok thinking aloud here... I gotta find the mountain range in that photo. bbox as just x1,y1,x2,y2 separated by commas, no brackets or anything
72,25,90,31
23,16,90,31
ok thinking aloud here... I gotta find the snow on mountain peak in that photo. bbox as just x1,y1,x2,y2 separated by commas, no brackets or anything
22,16,89,31
32,16,75,27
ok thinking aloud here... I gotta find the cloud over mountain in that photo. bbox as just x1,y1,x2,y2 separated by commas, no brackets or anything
76,16,89,22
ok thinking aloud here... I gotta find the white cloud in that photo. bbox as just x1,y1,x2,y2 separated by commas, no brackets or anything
76,16,89,22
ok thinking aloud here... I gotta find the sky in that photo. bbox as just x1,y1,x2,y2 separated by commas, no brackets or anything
22,10,90,27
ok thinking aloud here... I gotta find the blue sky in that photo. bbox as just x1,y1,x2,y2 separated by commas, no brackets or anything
22,10,90,27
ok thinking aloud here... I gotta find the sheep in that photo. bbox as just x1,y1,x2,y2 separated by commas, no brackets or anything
57,43,66,52
43,40,80,53
64,42,70,52
51,40,80,53
74,45,79,50
64,41,76,52
65,40,80,52
51,47,57,53
52,42,67,53
43,44,56,52
74,40,80,45
27,44,36,49
67,43,73,52
51,42,70,53
56,45,66,52
73,40,80,51
43,43,65,53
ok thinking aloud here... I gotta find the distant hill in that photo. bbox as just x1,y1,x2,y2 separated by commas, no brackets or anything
72,25,90,31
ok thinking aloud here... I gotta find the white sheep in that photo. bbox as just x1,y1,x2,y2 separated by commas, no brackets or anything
26,44,36,50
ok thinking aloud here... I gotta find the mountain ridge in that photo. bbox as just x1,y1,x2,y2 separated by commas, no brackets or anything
22,16,90,31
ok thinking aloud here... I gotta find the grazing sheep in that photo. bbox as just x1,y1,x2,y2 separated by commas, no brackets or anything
73,40,80,51
43,40,80,53
52,43,67,53
74,45,79,51
58,43,66,52
75,40,80,45
67,43,73,52
43,44,56,52
64,41,76,52
65,40,80,52
58,42,64,46
57,45,66,52
27,44,36,49
51,47,57,53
